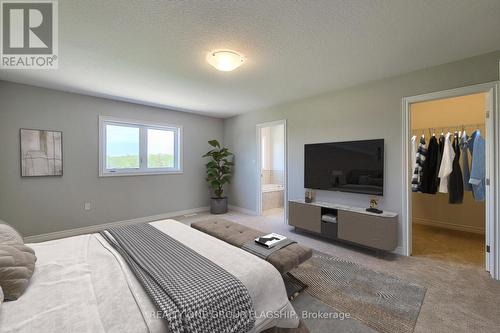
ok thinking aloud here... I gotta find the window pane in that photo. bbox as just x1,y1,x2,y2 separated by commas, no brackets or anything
147,129,175,168
106,125,140,169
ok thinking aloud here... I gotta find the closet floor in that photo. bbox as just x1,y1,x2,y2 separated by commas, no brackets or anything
412,223,484,267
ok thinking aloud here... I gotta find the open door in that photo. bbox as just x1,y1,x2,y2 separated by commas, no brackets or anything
485,88,494,273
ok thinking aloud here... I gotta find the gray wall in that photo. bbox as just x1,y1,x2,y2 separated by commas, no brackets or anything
0,81,223,236
223,51,500,249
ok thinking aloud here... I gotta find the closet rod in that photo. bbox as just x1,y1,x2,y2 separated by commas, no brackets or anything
412,123,485,132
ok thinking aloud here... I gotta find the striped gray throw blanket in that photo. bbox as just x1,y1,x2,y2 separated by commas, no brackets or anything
100,223,255,333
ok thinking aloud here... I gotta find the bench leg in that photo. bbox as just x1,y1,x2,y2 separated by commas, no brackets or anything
284,272,308,300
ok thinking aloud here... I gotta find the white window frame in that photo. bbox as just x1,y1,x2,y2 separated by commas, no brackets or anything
99,116,183,177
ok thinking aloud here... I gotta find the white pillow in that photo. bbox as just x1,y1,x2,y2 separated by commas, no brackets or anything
0,220,24,245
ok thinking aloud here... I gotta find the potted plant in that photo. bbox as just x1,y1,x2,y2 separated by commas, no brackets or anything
203,140,234,214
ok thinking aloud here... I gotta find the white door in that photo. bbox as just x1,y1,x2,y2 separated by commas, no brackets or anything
485,88,494,272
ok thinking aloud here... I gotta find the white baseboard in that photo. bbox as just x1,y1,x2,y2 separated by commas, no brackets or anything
228,205,259,216
392,246,404,255
413,217,485,234
24,206,209,243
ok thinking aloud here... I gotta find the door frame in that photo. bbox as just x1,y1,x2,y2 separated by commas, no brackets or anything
256,119,288,221
401,81,500,279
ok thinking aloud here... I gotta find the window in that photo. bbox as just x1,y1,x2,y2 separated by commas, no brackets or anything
99,116,182,176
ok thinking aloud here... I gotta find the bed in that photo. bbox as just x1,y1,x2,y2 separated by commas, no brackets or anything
0,220,299,333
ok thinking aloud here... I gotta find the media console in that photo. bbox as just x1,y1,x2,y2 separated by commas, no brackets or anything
288,199,398,251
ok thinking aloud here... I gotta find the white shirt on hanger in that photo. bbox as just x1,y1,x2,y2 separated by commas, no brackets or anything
438,132,455,193
411,135,417,172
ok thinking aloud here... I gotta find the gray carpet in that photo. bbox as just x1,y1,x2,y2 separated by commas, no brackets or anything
292,293,376,333
288,251,427,333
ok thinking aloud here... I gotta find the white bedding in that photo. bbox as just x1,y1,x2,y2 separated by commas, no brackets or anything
0,220,298,333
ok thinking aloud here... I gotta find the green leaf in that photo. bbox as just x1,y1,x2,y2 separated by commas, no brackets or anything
208,140,220,148
206,161,217,168
202,150,215,158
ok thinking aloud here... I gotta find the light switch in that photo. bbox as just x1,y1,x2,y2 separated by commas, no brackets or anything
84,202,92,211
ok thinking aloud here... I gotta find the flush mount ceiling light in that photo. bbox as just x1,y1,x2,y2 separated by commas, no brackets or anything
207,50,245,72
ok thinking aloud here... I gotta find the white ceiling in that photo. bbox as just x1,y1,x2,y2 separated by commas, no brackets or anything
1,0,499,118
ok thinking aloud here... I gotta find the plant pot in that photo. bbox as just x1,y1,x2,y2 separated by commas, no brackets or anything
210,197,228,214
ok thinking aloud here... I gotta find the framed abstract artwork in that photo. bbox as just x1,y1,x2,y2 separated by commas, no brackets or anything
20,129,63,177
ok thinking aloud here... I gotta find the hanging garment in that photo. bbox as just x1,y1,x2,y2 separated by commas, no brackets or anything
460,131,472,191
438,133,455,193
469,130,485,201
421,135,439,194
468,129,480,155
411,135,417,173
449,133,464,204
411,136,426,192
434,134,445,187
468,129,481,200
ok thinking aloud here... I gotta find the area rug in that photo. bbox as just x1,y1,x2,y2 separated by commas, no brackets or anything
286,251,426,333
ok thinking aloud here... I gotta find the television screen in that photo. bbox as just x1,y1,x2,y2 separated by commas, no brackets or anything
304,139,384,195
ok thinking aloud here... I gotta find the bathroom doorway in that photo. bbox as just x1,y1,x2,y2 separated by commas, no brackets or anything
257,120,287,222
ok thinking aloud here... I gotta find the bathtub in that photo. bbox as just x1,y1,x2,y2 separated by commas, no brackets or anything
262,183,284,193
262,183,284,210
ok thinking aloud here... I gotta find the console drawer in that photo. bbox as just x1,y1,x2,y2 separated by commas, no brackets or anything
288,202,321,233
337,210,397,251
321,220,338,239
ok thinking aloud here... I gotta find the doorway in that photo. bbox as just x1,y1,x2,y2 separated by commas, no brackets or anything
402,82,499,279
410,93,486,267
257,120,287,222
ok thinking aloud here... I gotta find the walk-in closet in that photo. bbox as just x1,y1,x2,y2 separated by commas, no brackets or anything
410,93,487,267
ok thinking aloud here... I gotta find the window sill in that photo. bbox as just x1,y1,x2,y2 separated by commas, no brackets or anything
99,170,183,177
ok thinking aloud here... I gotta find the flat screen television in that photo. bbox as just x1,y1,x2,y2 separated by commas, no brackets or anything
304,139,384,195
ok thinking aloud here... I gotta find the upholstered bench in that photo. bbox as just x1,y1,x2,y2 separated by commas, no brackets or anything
191,218,312,275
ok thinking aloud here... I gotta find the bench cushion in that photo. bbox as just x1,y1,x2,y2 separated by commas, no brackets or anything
191,218,312,274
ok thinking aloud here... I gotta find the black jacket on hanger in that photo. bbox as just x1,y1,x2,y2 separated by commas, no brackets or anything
449,134,464,204
421,135,439,194
435,134,445,187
